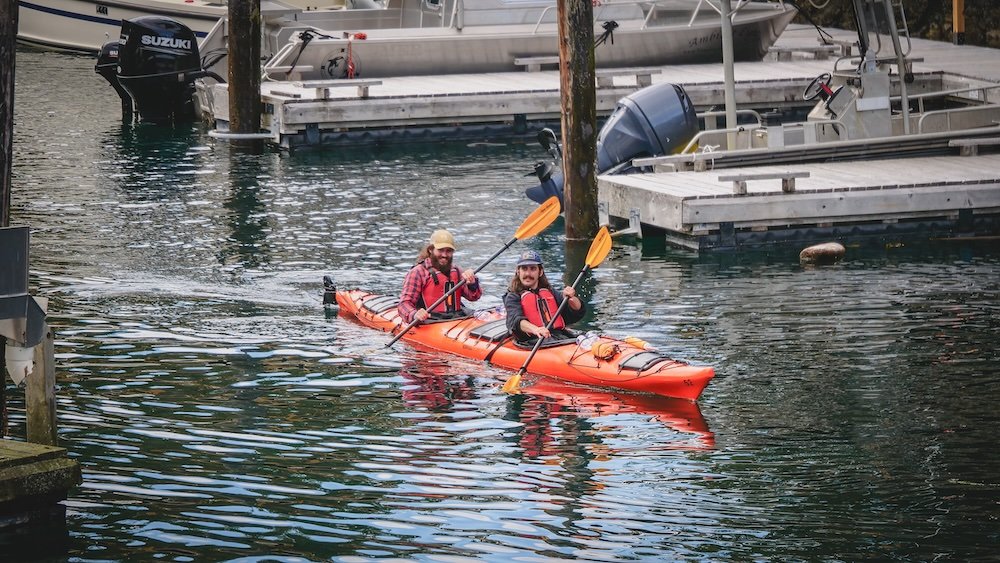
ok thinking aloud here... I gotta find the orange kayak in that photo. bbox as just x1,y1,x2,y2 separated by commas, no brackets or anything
334,289,714,401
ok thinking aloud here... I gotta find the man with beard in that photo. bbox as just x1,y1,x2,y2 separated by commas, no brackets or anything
398,229,482,324
503,249,584,344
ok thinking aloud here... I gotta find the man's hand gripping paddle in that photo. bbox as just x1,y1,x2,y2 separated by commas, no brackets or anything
501,225,611,394
385,196,561,348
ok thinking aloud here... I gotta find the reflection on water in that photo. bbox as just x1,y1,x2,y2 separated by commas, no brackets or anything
3,47,999,561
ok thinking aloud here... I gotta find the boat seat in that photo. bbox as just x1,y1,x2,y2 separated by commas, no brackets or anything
513,55,560,72
361,295,399,315
468,319,510,342
619,351,678,372
595,67,661,88
512,334,577,349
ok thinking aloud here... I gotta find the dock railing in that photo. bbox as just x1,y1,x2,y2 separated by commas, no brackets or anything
526,0,780,34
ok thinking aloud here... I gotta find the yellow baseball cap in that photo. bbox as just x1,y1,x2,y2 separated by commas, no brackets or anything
430,229,456,250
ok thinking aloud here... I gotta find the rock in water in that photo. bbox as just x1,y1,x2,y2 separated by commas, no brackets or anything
800,242,846,265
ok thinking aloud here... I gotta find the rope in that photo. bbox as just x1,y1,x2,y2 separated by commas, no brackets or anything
594,20,618,48
285,30,317,78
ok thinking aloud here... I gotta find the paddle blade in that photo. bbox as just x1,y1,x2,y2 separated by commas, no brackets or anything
513,197,560,241
585,226,613,269
501,370,524,394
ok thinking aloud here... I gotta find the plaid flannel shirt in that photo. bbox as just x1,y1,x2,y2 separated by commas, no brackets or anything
398,258,482,323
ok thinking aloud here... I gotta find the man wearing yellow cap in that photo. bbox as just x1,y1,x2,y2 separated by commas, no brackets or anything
398,229,482,324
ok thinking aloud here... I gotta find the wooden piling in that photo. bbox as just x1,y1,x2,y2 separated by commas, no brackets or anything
1,0,15,228
1,0,18,435
557,0,599,241
227,0,262,148
26,326,57,446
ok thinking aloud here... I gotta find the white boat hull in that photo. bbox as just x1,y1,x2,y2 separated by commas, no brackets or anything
257,2,798,80
16,0,223,53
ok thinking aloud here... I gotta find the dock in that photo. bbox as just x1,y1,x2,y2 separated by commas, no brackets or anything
0,440,81,527
598,153,1000,251
200,25,1000,149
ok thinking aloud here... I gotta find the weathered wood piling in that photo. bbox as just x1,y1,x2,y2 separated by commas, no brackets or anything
228,0,263,149
2,0,19,431
557,0,599,242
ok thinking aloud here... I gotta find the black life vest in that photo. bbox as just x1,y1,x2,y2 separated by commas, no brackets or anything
420,265,462,314
520,288,565,329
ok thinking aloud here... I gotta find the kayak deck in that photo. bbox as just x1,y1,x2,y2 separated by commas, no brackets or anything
334,289,714,401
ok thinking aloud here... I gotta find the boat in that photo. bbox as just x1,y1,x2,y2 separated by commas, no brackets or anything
92,0,797,123
523,0,1000,209
244,0,799,81
331,288,715,401
15,0,378,54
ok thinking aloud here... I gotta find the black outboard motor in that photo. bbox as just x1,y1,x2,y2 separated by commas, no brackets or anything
115,16,202,124
526,82,699,208
95,40,133,122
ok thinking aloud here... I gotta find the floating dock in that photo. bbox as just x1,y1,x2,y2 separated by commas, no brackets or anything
200,25,1000,149
200,26,857,148
0,440,81,528
200,25,1000,249
598,152,1000,251
592,28,1000,250
197,25,1000,149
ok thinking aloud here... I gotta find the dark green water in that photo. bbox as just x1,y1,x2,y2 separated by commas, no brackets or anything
3,48,999,562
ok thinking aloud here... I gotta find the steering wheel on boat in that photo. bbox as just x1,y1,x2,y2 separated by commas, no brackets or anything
803,72,833,102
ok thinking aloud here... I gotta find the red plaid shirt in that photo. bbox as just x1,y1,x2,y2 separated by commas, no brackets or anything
398,259,481,323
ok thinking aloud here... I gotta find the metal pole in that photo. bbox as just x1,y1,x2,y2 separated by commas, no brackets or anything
721,0,737,150
883,0,910,134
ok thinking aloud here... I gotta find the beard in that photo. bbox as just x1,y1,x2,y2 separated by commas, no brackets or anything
434,254,453,273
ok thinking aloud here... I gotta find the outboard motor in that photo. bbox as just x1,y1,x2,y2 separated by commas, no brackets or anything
94,40,133,122
526,82,699,208
115,16,203,124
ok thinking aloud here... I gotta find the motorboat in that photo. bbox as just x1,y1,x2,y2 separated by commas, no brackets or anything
16,0,380,54
92,0,797,123
239,0,800,81
524,0,1000,209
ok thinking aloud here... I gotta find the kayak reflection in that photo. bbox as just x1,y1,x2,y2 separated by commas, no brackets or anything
395,355,714,454
399,356,478,412
516,377,716,456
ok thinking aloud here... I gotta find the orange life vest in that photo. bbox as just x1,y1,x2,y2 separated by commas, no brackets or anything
421,266,462,314
520,288,565,329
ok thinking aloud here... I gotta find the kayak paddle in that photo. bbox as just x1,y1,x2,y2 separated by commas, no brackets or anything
501,225,612,394
385,196,561,348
